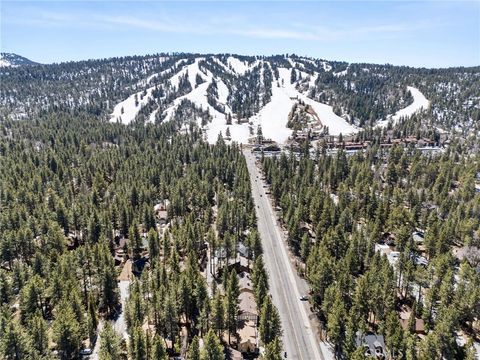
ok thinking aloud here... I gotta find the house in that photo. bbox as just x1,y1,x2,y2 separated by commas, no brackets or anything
225,347,243,360
153,200,169,225
238,288,257,319
227,257,250,275
400,312,425,334
381,232,396,246
356,332,386,359
374,243,392,257
387,252,400,267
412,231,425,243
214,247,227,260
412,254,429,267
237,320,257,354
237,273,258,354
454,246,480,268
237,242,250,258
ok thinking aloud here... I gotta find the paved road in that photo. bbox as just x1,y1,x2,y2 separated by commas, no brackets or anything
244,150,324,360
114,280,130,339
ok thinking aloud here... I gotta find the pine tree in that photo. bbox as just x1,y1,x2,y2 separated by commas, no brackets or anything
148,228,160,261
99,322,121,360
53,303,82,360
87,293,98,343
262,336,283,360
187,336,200,360
1,322,30,360
130,326,147,360
28,312,49,356
259,296,282,345
129,222,143,261
151,335,167,360
201,330,224,360
211,290,224,338
225,270,239,344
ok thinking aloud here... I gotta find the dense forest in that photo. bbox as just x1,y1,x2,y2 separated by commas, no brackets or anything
260,143,480,359
0,113,282,359
1,51,479,360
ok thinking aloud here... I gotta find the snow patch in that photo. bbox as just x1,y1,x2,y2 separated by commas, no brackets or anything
333,66,349,77
212,57,235,74
0,59,16,68
247,68,358,144
170,58,206,89
321,61,332,72
110,85,156,124
377,86,430,128
227,56,259,75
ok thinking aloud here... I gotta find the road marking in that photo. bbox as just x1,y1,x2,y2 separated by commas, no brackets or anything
245,152,324,360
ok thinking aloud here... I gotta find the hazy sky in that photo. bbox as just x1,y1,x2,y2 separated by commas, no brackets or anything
1,1,479,68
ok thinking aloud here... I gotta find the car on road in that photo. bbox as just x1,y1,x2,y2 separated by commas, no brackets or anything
80,348,93,356
300,295,308,301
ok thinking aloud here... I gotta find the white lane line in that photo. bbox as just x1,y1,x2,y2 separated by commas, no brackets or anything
247,152,324,360
256,181,304,360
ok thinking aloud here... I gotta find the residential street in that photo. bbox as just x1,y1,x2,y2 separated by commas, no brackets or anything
244,150,326,360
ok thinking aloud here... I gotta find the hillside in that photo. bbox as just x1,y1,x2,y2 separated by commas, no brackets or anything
0,53,39,67
0,53,479,142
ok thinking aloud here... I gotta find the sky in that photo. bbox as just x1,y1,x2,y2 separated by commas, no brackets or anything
1,1,479,68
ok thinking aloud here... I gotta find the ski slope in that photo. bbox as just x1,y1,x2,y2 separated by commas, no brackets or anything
110,55,424,143
227,56,260,75
377,86,430,127
248,68,358,144
110,85,156,124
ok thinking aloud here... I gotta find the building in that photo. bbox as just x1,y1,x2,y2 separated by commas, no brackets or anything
237,272,259,354
412,231,425,244
356,332,386,359
399,311,425,334
238,320,257,354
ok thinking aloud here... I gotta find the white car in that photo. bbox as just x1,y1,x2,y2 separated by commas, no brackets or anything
80,348,93,356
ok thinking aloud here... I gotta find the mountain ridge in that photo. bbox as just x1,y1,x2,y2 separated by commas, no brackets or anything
0,53,39,67
1,53,478,141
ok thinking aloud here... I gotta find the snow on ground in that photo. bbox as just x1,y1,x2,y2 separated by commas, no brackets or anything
227,56,260,75
297,70,318,89
227,56,250,75
135,59,183,87
217,79,230,105
0,59,14,67
111,60,357,142
111,58,209,124
162,60,245,143
248,68,358,144
301,58,317,66
170,58,206,89
110,85,156,124
320,342,335,360
377,86,430,128
212,57,235,74
333,66,349,77
321,61,332,72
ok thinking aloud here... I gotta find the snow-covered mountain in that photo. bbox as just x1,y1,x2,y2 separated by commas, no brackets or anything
1,53,479,141
0,53,39,67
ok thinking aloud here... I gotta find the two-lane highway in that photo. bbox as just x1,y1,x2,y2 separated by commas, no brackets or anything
244,150,324,360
